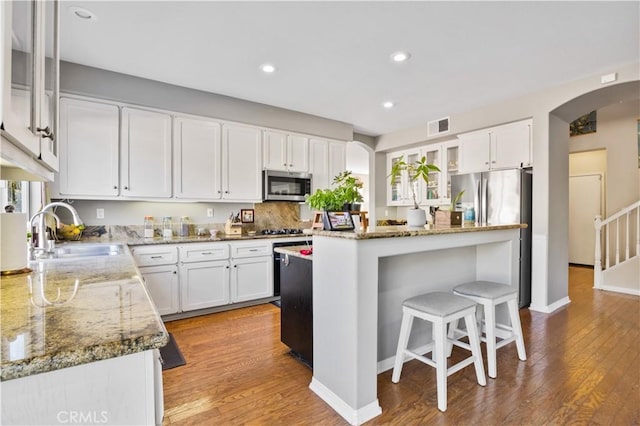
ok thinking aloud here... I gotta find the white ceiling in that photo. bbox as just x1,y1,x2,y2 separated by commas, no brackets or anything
58,1,639,136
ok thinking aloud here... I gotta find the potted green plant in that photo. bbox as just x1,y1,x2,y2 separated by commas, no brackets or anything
305,188,344,212
333,170,364,211
388,155,440,227
434,190,465,226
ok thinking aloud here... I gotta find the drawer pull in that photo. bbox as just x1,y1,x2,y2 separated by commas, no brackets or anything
201,252,213,255
150,255,163,259
249,249,259,252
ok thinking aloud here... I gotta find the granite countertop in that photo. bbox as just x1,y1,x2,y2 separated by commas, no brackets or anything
312,223,527,240
0,246,168,381
126,232,311,246
274,245,313,261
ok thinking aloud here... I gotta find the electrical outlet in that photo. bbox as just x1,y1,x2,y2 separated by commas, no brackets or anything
207,208,214,218
96,208,105,219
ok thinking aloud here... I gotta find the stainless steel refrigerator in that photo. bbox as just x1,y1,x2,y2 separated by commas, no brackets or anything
451,168,532,308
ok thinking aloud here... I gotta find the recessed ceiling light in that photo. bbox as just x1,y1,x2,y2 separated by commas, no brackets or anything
69,6,97,21
260,64,276,74
383,101,395,109
390,51,411,63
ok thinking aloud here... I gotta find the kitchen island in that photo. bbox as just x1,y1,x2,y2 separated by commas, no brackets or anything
310,223,524,425
0,247,168,425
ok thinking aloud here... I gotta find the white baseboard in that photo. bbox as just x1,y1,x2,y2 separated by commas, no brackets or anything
309,378,381,425
598,285,640,296
529,296,571,313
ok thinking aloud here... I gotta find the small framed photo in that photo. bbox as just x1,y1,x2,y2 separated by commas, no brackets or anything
241,209,254,223
322,211,355,231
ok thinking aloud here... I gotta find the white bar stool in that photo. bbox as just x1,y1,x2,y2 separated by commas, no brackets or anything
451,281,527,379
391,292,486,412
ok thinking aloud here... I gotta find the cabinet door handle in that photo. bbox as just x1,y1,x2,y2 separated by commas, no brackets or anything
492,160,496,164
224,190,229,194
289,164,293,167
233,264,237,268
226,265,230,269
37,126,54,140
124,186,129,190
173,271,177,274
113,185,118,189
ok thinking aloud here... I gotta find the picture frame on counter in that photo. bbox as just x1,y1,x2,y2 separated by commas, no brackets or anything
322,211,355,231
241,209,254,223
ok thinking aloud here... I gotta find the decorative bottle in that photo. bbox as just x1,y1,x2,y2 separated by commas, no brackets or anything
143,216,154,238
162,216,172,239
179,216,190,237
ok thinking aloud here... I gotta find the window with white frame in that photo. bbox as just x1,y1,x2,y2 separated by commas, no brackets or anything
1,180,30,214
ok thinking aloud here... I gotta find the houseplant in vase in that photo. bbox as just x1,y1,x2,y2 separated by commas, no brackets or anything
305,187,346,230
434,190,465,226
388,155,440,227
333,170,364,211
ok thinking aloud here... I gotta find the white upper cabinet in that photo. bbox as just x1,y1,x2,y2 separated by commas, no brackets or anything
263,130,309,172
309,138,346,192
57,97,119,197
491,119,532,169
174,116,221,199
120,107,172,198
2,0,59,172
458,119,532,174
222,123,262,201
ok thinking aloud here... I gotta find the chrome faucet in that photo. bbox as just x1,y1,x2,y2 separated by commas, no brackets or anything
29,202,83,255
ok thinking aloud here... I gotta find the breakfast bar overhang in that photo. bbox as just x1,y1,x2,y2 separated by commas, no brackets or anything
310,224,525,425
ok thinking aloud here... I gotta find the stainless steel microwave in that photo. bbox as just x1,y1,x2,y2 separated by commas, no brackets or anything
263,170,312,201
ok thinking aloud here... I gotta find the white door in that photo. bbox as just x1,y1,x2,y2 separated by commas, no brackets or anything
287,134,309,172
179,260,230,311
140,265,179,315
263,130,287,171
121,107,172,198
174,117,221,199
231,256,273,303
222,124,262,201
58,98,120,197
569,174,603,265
458,132,491,173
309,138,329,192
492,120,532,169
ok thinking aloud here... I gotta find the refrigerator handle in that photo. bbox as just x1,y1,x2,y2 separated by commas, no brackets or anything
474,179,481,225
481,177,488,225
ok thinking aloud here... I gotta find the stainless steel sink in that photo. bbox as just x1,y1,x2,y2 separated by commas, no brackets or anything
32,243,125,262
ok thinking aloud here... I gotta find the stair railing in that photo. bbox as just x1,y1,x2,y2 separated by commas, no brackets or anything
594,200,640,289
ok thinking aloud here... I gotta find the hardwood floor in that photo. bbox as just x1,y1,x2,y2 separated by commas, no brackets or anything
162,266,639,425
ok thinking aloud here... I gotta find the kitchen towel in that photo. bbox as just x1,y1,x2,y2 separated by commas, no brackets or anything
1,213,28,273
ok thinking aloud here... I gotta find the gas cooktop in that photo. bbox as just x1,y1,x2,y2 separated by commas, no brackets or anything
260,228,303,235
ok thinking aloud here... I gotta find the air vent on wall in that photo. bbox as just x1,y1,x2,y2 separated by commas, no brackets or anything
427,116,450,137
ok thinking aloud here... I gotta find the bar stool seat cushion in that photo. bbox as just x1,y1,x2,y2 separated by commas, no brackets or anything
453,281,517,300
403,292,477,317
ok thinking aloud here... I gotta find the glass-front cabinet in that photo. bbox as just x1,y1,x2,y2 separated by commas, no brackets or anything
387,141,460,207
1,0,59,172
422,146,441,204
386,148,422,206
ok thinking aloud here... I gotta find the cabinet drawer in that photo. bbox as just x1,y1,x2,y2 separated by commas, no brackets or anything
179,243,229,263
131,245,178,266
230,242,272,259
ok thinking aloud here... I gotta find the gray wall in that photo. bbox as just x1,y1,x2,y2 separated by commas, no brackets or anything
60,61,353,141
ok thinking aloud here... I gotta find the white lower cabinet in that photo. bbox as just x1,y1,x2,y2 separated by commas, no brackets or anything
133,242,273,316
132,245,180,316
231,256,273,303
140,265,179,316
180,260,230,311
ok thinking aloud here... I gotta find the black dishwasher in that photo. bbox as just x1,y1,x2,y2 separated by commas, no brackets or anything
279,252,313,367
